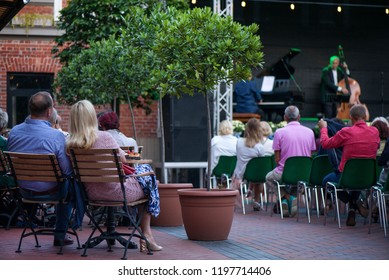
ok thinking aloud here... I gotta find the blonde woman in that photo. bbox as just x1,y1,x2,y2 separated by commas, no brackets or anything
210,120,237,172
259,121,274,156
66,100,162,252
232,118,265,210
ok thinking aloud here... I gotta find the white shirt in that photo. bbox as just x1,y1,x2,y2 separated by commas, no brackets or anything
233,137,265,179
106,129,138,152
261,137,274,156
210,134,238,172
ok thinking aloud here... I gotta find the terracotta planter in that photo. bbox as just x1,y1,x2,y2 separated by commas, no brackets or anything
178,188,239,241
151,183,193,227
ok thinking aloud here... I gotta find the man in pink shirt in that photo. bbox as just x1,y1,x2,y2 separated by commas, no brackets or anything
319,104,379,226
266,105,316,217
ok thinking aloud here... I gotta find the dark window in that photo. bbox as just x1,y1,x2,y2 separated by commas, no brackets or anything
7,73,53,127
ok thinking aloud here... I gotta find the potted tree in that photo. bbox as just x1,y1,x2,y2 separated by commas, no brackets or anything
54,5,264,239
152,7,264,240
53,4,194,227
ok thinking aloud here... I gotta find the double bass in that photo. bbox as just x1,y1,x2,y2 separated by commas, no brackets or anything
336,45,370,120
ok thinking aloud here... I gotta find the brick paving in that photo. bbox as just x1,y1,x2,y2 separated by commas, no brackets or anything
0,206,388,260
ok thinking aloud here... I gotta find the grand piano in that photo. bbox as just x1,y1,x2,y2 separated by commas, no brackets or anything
254,48,304,122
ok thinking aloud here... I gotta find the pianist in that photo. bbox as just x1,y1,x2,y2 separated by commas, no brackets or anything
233,76,264,118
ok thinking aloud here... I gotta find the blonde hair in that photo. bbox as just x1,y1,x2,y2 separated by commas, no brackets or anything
66,100,98,150
259,121,272,137
244,118,262,148
218,120,233,136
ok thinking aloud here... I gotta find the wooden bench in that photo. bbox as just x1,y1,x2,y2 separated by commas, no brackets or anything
232,113,261,123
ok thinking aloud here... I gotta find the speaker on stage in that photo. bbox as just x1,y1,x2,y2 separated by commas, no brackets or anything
162,92,208,162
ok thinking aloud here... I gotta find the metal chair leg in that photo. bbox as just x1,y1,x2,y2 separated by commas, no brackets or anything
240,182,246,215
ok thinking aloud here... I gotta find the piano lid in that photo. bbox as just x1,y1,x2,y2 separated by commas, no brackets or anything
257,48,301,80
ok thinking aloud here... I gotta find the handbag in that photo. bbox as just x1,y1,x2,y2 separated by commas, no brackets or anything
122,164,136,175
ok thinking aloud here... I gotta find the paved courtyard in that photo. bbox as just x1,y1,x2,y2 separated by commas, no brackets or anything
0,206,387,260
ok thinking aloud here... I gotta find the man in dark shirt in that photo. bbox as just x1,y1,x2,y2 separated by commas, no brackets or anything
234,76,264,117
320,55,350,118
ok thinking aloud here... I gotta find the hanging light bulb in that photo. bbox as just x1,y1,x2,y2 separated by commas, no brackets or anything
191,0,196,4
241,1,246,7
337,6,342,13
386,8,389,15
290,3,295,11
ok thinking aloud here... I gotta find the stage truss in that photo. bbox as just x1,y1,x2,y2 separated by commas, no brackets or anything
212,0,234,135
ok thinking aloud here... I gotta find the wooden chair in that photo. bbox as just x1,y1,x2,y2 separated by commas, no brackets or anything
4,151,80,254
0,150,18,229
324,158,376,228
69,148,153,259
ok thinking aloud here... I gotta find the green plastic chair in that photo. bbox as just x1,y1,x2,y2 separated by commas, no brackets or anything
324,158,376,228
369,170,389,237
239,156,274,214
271,156,312,219
210,155,237,189
297,154,333,223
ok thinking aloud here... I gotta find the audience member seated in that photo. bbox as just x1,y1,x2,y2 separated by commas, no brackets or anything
232,118,266,210
319,104,380,226
371,117,389,156
97,110,138,151
259,121,274,155
66,100,162,252
7,91,74,246
210,120,237,172
0,108,8,150
265,106,316,217
377,120,389,185
49,107,70,137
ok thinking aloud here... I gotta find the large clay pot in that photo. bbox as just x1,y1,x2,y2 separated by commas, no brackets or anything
177,188,239,241
151,183,193,226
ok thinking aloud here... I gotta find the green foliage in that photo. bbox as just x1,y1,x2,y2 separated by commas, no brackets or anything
152,7,264,98
54,5,264,116
54,8,161,111
53,0,188,64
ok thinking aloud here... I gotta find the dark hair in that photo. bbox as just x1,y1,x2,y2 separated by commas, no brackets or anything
371,120,389,140
29,91,53,117
98,111,120,130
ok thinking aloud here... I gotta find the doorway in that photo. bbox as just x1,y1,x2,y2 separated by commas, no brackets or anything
7,73,53,127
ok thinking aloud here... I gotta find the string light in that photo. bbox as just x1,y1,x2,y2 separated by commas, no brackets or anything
241,1,246,7
290,3,295,10
386,8,389,14
337,6,342,13
191,0,196,4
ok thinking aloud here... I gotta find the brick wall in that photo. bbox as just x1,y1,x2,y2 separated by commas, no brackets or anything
119,103,159,139
0,39,61,109
0,39,159,140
